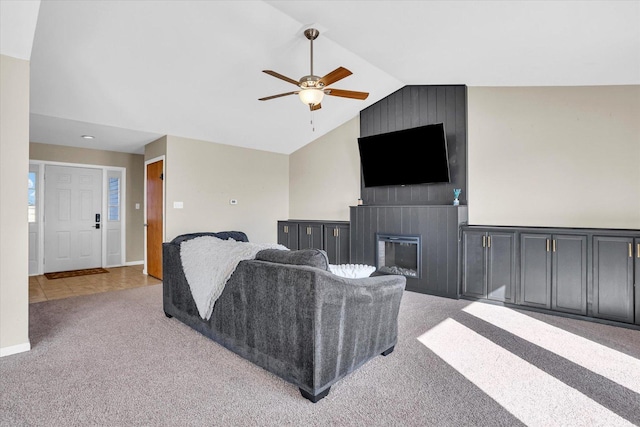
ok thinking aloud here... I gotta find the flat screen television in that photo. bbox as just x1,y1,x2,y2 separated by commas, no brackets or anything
357,123,451,187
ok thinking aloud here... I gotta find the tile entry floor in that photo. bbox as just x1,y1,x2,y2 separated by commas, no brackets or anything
29,265,162,303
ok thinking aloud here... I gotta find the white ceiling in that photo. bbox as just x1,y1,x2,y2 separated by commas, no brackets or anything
5,1,640,155
0,0,40,60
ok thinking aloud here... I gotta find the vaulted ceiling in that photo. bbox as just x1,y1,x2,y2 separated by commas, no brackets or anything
3,1,639,155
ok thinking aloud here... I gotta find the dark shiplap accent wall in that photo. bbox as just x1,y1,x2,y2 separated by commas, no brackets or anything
350,205,468,298
359,85,467,206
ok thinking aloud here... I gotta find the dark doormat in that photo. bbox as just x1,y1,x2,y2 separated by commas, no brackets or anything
44,268,110,280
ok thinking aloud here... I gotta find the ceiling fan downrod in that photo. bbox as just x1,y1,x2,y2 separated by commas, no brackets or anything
304,28,320,79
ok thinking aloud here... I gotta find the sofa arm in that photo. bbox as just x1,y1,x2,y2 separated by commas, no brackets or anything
309,270,406,395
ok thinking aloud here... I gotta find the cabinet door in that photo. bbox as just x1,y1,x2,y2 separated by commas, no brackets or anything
552,234,587,315
487,232,515,303
298,223,323,250
336,225,350,264
593,236,634,323
636,238,640,326
520,233,552,309
462,231,486,298
277,221,299,250
324,223,350,265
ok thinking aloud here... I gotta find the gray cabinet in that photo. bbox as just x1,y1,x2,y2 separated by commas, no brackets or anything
520,233,552,309
277,221,299,250
462,230,515,303
520,233,587,315
277,220,350,265
462,225,640,327
298,223,323,251
323,223,350,265
462,231,486,298
593,236,634,323
636,238,640,326
552,235,587,315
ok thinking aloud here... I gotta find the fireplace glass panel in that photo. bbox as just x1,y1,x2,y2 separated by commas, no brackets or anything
376,234,420,278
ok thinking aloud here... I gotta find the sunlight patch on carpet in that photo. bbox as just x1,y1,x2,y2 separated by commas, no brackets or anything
462,302,640,395
418,318,634,427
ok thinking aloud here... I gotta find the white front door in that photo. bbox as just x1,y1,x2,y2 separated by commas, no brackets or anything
44,165,102,273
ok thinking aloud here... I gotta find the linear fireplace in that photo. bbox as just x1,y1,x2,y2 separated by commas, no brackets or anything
376,234,421,278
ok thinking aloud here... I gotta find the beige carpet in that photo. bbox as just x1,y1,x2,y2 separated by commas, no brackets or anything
1,284,639,426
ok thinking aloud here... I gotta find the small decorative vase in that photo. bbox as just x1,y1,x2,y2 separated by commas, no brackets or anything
453,189,461,206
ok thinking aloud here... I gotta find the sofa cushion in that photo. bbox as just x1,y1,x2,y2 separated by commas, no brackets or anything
255,248,330,271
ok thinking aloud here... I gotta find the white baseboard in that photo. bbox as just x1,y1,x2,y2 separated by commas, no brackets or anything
0,341,31,358
125,260,144,266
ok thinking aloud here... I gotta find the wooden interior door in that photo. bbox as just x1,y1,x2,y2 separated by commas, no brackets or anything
146,160,163,279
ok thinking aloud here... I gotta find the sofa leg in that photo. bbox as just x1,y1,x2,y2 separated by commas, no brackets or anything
164,311,173,318
299,387,330,403
381,345,395,356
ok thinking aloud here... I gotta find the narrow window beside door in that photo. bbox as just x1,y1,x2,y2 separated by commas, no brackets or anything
28,171,36,223
108,177,120,221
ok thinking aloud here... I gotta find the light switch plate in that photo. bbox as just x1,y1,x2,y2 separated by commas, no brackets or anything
173,201,184,209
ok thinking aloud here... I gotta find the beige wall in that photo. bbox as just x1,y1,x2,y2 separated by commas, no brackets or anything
289,116,361,221
468,86,640,229
0,55,30,355
144,135,166,161
29,143,145,262
162,136,288,243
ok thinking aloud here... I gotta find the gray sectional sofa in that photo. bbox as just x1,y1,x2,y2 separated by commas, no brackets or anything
162,231,406,402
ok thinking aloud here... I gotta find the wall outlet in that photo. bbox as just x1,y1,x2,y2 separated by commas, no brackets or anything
135,203,140,210
173,201,184,209
230,199,238,205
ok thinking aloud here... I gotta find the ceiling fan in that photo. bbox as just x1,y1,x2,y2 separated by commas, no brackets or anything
259,28,369,111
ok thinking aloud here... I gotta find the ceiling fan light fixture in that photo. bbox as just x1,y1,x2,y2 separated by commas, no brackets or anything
299,88,324,106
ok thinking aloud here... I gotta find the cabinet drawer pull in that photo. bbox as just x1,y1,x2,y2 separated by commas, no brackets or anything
482,236,486,248
284,225,288,233
553,239,556,252
307,226,311,235
487,236,491,248
546,239,550,252
629,243,633,258
637,243,639,258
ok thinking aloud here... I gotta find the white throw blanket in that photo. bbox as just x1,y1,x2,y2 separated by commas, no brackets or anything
180,236,287,320
329,263,376,278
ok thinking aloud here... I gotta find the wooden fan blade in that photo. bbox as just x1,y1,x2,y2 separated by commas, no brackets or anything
318,67,352,87
258,91,297,101
262,70,300,86
310,103,321,111
325,88,369,100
